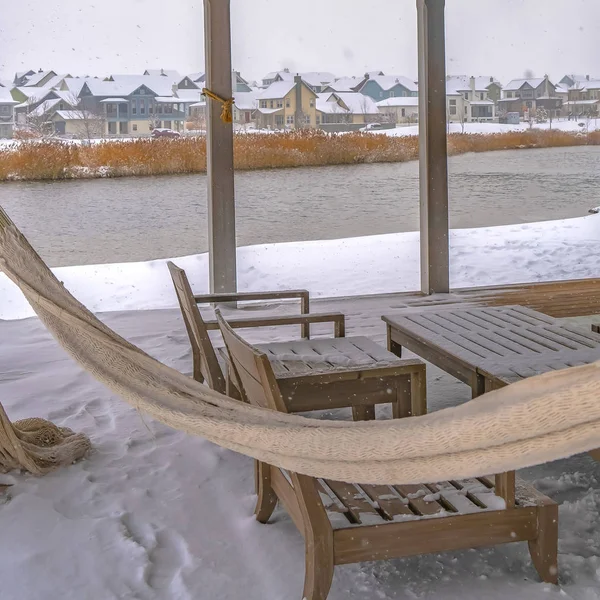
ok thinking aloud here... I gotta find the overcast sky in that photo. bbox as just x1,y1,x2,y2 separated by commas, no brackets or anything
1,0,599,84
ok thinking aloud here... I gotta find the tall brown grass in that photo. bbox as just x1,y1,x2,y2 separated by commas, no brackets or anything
0,129,598,182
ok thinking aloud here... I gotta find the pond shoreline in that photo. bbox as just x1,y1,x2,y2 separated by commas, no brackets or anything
1,129,599,183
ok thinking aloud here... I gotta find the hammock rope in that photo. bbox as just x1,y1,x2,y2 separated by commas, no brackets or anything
0,205,598,482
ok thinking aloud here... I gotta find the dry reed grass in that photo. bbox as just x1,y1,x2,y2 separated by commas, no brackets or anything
0,129,598,182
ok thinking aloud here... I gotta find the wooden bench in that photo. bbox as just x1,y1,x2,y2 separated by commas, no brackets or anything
215,309,559,599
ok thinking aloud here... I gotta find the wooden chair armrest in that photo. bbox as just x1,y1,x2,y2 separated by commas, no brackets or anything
205,312,346,338
194,289,309,304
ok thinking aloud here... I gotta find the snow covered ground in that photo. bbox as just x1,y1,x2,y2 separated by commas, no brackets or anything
382,118,600,137
1,214,600,599
2,213,600,321
1,302,599,600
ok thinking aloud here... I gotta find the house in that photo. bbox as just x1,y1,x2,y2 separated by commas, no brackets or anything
261,70,335,93
446,76,501,122
357,75,418,101
376,97,419,123
232,91,259,124
261,69,290,88
498,76,561,118
255,77,318,130
564,78,600,117
79,76,186,136
0,85,18,138
315,92,379,127
12,87,77,126
559,74,599,89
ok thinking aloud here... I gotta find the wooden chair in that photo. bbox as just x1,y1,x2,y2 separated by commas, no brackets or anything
169,261,427,419
215,310,559,600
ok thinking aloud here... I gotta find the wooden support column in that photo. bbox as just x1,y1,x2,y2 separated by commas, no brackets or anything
417,0,450,294
204,0,237,293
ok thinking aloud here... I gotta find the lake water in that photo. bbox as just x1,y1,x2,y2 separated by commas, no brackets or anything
1,146,599,267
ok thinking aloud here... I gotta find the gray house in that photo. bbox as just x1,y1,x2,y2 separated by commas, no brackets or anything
357,74,418,101
0,86,18,138
498,76,561,118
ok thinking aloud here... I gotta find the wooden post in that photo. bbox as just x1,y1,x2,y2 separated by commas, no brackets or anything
204,0,237,293
417,0,450,294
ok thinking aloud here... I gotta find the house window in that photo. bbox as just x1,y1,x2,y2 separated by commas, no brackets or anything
316,115,321,124
132,102,137,115
286,115,294,125
165,104,173,114
464,92,469,100
309,98,315,108
401,108,406,117
304,115,310,124
132,124,138,131
108,122,117,134
275,115,284,127
59,103,64,110
380,91,384,98
269,100,274,108
449,99,457,115
260,100,267,108
140,99,146,115
158,104,163,114
464,106,468,114
106,103,115,113
507,92,513,98
389,91,395,98
480,93,484,100
276,99,283,108
285,99,290,108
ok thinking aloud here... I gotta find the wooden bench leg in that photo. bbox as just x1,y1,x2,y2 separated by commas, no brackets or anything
254,461,277,524
528,501,559,584
352,405,376,421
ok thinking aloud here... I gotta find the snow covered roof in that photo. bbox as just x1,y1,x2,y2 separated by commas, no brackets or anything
144,69,182,79
43,74,70,89
316,92,379,115
233,91,259,111
563,99,599,106
327,76,365,92
365,75,418,93
15,86,54,100
23,70,56,87
469,100,494,106
105,75,176,97
376,97,419,107
256,107,283,114
187,72,205,83
555,86,570,95
262,70,289,81
154,97,178,103
0,90,17,104
174,89,205,103
258,81,296,100
53,110,87,120
446,75,501,94
23,98,62,116
99,98,128,103
503,78,546,91
300,72,336,88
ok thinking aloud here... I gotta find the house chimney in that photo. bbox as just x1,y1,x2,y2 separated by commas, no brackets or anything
470,76,476,91
490,76,494,83
294,75,303,129
587,74,590,81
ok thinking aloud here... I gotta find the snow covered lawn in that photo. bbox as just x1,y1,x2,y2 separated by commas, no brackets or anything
2,213,599,321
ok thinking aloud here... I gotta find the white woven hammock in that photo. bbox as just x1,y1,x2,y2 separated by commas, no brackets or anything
0,205,599,483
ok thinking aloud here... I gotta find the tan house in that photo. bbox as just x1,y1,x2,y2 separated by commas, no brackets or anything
316,92,379,127
256,77,317,130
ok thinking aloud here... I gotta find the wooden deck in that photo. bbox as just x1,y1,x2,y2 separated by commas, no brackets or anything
347,279,600,319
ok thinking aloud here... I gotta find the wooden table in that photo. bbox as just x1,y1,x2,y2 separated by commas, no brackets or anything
383,305,600,502
383,305,600,398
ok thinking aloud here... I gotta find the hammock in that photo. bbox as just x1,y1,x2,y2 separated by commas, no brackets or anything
0,205,599,483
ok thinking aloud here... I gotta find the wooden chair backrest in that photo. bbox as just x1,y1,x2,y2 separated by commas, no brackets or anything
167,261,226,393
215,309,288,413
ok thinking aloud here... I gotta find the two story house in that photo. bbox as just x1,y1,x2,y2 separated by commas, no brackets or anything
255,77,318,130
564,78,600,117
498,76,562,118
0,86,18,138
357,75,418,101
446,76,501,123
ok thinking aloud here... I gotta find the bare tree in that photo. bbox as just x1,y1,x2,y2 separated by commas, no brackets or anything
66,95,106,141
24,99,54,137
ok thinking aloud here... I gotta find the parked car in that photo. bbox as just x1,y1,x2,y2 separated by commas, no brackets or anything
151,128,181,139
360,122,383,132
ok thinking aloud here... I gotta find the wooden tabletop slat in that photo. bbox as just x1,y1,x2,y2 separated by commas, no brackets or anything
393,484,446,516
360,484,414,519
325,480,387,525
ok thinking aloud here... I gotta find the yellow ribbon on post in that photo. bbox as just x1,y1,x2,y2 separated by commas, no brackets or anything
202,88,235,124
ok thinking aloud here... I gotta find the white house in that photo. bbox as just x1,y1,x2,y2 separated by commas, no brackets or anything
446,76,501,123
376,97,419,123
